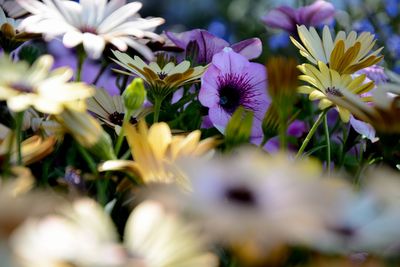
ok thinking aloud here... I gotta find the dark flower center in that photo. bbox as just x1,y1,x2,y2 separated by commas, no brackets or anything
219,86,241,113
217,73,257,114
158,72,167,80
80,26,97,34
326,86,343,97
225,185,257,207
329,224,356,239
11,83,33,93
108,111,137,126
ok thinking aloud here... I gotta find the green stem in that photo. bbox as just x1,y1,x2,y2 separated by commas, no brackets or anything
153,97,163,123
76,46,86,82
92,62,107,85
76,144,98,175
114,111,132,156
296,109,328,158
14,111,24,165
278,110,288,151
323,112,331,173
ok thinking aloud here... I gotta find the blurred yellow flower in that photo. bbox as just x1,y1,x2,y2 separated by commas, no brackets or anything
99,120,219,190
291,25,383,74
0,124,56,165
0,54,94,113
298,61,375,122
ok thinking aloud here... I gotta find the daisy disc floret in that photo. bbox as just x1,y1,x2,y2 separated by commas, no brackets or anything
291,25,383,74
112,50,205,101
0,54,94,114
298,61,375,122
16,0,165,59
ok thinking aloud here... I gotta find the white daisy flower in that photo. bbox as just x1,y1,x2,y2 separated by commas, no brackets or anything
16,0,165,59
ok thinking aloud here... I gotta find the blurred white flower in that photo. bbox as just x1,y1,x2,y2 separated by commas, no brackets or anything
11,198,217,267
173,147,350,253
16,0,165,59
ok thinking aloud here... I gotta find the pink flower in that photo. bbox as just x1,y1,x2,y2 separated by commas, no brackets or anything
261,0,335,33
199,48,270,137
166,29,262,64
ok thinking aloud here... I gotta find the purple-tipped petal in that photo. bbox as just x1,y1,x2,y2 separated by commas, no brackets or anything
231,38,263,60
350,116,379,143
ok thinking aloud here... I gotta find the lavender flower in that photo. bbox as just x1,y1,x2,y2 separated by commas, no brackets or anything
356,65,388,85
261,0,335,34
166,29,262,64
199,48,270,137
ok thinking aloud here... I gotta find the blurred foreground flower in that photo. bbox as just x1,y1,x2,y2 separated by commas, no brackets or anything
0,167,61,238
99,121,219,190
165,29,262,64
291,25,383,74
11,198,217,267
157,148,352,264
0,54,94,113
298,62,375,122
262,0,335,34
328,84,400,133
16,0,165,59
0,124,56,165
199,48,269,138
87,87,150,134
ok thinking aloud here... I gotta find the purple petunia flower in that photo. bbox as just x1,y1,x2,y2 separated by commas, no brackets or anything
165,29,262,64
199,48,270,137
261,0,335,34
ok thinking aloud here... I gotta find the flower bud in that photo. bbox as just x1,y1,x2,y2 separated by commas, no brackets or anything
123,78,146,113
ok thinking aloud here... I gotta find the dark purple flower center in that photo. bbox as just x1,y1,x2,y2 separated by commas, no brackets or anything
217,73,257,114
326,86,343,97
158,72,167,80
108,111,137,126
80,26,98,34
224,185,257,207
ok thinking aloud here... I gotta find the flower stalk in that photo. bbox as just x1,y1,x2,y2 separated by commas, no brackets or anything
296,109,329,158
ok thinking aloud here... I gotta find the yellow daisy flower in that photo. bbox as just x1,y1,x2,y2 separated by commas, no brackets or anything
99,120,219,190
298,61,375,122
86,88,151,134
112,50,205,100
0,54,94,114
291,25,383,74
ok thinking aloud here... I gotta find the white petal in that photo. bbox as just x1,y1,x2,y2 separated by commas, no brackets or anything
63,31,83,48
82,33,106,59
